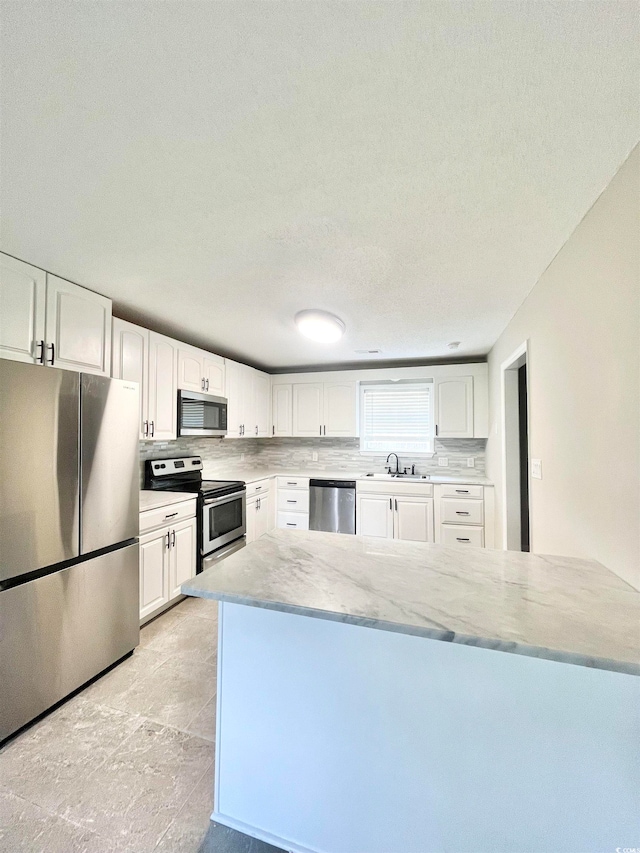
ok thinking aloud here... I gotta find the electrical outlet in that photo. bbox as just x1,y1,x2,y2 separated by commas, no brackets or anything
467,457,475,467
240,453,245,462
438,457,449,467
531,458,542,479
312,451,318,462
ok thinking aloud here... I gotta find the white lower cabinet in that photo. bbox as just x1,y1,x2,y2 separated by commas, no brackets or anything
356,489,434,542
139,499,196,623
434,484,494,548
276,477,309,531
440,524,484,547
246,491,271,545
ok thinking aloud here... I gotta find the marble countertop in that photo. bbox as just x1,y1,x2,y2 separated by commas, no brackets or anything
200,467,494,486
139,490,197,512
183,529,639,675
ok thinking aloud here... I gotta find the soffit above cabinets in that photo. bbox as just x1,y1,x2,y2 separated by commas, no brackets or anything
1,3,638,370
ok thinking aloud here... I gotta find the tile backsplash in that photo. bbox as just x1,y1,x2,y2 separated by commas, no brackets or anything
139,436,486,485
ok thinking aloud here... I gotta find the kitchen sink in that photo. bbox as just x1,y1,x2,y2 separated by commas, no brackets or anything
362,472,430,480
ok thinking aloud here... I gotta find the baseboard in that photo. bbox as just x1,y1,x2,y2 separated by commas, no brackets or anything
211,811,324,853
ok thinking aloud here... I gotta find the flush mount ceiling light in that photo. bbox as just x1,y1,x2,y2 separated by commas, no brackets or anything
295,310,345,343
448,341,461,350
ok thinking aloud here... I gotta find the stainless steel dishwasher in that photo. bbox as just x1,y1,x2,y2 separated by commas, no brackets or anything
309,479,356,534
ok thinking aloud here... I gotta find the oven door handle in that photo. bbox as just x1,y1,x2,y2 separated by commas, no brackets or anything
203,490,246,506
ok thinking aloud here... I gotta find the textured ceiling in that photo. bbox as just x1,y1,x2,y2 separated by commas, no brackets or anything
1,2,638,370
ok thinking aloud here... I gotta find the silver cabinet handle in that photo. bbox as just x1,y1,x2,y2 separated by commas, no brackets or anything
143,420,149,437
255,425,258,435
287,482,297,485
435,424,439,436
455,511,470,515
389,498,392,510
206,378,209,391
257,498,261,510
201,378,205,390
165,512,178,519
171,530,176,548
319,425,322,435
323,425,326,435
165,532,170,549
150,421,155,438
395,498,398,511
272,425,275,435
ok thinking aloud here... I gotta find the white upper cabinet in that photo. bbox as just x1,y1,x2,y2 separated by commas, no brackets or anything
243,367,256,436
225,359,243,437
203,354,225,396
177,345,205,393
0,254,46,364
254,370,271,437
435,376,474,438
324,381,358,437
45,274,111,375
112,318,149,439
272,384,293,437
148,332,178,441
0,255,111,375
293,383,324,437
178,345,225,395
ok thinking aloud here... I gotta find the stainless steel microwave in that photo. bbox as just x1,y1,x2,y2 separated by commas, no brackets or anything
178,390,228,436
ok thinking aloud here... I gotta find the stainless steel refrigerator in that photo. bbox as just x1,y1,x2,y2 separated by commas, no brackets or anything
0,360,140,742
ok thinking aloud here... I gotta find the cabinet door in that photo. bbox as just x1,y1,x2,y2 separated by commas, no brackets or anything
112,318,149,439
435,377,474,438
293,383,323,437
169,517,197,599
139,528,169,620
45,274,111,375
178,346,204,393
225,359,243,437
255,494,270,539
246,497,257,544
242,365,256,436
272,384,292,436
394,496,434,542
254,370,271,437
356,493,394,538
148,332,177,440
203,354,225,395
0,253,46,364
324,381,357,437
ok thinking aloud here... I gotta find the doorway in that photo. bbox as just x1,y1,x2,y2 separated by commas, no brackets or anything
501,342,530,551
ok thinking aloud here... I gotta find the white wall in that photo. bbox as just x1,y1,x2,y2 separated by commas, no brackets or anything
486,145,639,589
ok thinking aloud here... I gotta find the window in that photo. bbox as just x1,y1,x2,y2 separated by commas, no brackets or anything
360,382,434,454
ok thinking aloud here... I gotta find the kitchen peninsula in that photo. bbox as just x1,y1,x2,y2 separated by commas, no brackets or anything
183,530,640,853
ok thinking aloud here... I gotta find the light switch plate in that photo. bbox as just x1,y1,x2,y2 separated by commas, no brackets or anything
438,457,449,467
531,458,542,479
312,451,318,462
467,457,475,467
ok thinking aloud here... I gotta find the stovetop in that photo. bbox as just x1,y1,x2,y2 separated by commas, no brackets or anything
144,456,244,499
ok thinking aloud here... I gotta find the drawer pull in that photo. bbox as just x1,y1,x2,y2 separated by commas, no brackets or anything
456,511,470,515
286,522,297,527
165,512,179,519
255,486,262,491
287,499,297,503
287,482,297,485
455,489,469,494
456,537,470,542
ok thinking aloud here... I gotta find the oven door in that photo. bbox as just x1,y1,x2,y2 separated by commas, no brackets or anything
202,490,246,556
178,391,228,436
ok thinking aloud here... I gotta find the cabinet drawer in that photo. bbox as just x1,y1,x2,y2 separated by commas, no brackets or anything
246,479,271,499
441,524,484,547
277,511,309,531
439,484,484,499
139,499,197,534
278,489,310,512
277,476,309,490
440,498,483,525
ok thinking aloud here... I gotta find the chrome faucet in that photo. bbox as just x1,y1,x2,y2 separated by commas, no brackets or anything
385,453,400,476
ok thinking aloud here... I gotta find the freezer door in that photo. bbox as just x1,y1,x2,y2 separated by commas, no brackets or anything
0,542,139,742
0,360,80,583
81,374,139,553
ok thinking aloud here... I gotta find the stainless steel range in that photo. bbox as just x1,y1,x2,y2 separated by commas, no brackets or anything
144,457,246,571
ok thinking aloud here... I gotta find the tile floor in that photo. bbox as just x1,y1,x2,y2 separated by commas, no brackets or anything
0,597,282,853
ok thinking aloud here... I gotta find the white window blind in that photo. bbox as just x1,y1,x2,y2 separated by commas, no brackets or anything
360,383,434,454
